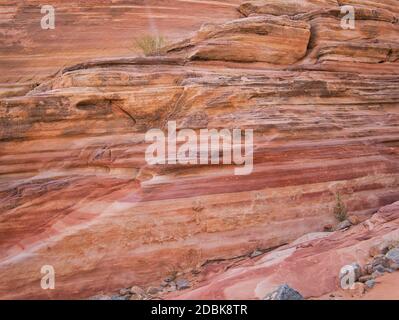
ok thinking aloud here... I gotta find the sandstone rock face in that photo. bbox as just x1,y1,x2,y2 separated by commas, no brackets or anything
167,16,311,64
0,0,399,299
169,201,399,299
239,0,338,17
0,0,241,96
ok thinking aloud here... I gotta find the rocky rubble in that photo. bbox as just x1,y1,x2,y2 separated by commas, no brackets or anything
90,276,191,301
168,201,399,299
264,284,304,300
106,238,399,300
330,242,399,298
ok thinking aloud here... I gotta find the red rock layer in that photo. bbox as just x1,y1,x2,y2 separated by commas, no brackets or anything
0,0,240,96
170,201,399,299
0,0,398,299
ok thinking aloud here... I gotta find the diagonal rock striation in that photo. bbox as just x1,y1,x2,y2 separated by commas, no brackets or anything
0,0,399,299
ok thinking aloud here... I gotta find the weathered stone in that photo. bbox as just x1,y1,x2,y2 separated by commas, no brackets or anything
174,203,399,299
0,0,240,88
387,241,399,250
372,264,386,274
119,288,130,296
337,220,351,231
349,282,366,298
372,255,391,268
359,275,373,283
263,284,304,300
111,295,128,300
89,295,112,300
339,263,362,282
347,215,361,226
365,280,376,289
372,270,384,279
130,286,145,296
1,0,399,300
250,250,263,258
147,287,161,295
167,282,177,292
391,263,399,271
369,246,382,258
191,269,201,275
364,264,374,275
168,16,311,64
164,276,175,283
238,0,336,17
386,248,399,265
129,294,141,301
176,279,191,291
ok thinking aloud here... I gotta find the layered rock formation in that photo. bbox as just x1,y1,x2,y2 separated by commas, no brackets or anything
169,201,399,299
0,0,399,299
166,15,311,63
0,0,241,97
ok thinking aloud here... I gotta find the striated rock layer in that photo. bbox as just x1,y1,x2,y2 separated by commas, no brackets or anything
0,0,241,97
0,0,399,299
170,201,399,300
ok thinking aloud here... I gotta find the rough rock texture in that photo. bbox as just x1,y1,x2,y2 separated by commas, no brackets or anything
169,201,399,299
238,0,338,17
166,15,311,64
0,0,399,299
0,0,241,97
386,248,399,264
263,284,304,300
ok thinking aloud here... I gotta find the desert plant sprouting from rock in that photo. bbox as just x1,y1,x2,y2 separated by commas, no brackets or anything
134,34,166,56
334,192,348,222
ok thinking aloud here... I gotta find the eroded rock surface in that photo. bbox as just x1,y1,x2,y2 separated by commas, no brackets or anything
169,201,399,299
166,15,311,64
238,0,338,17
0,0,241,96
0,0,399,299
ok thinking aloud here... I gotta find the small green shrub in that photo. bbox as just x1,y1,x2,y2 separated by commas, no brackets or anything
134,35,166,56
334,192,348,222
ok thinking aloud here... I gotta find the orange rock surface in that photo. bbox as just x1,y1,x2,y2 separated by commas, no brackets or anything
169,201,399,299
0,0,399,299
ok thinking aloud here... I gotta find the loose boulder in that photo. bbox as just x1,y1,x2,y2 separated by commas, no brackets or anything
386,248,399,265
337,220,351,231
167,16,311,65
264,284,304,300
